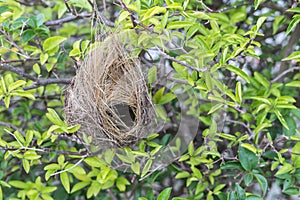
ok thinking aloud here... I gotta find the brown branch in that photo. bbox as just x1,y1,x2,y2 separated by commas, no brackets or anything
159,50,208,73
0,58,39,64
0,121,26,137
44,13,92,26
23,78,72,90
0,63,37,81
0,29,29,58
271,66,300,83
0,63,71,90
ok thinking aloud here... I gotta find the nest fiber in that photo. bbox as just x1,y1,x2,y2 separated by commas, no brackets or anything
64,36,155,149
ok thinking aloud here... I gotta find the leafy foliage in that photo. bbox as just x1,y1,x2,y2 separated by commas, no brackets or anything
1,0,300,199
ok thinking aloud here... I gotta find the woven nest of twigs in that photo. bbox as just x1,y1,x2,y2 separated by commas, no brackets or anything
64,35,155,150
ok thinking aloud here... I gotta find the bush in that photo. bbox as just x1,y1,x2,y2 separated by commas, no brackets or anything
0,0,300,199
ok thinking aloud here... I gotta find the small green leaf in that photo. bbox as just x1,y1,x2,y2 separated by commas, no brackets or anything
244,173,253,186
142,6,166,21
286,15,300,35
225,65,250,83
43,36,66,52
254,0,265,10
148,66,157,84
236,184,246,200
238,144,258,171
157,187,172,200
254,72,269,89
22,159,30,174
71,182,89,193
254,173,267,196
282,51,300,61
60,172,70,193
46,108,65,126
33,63,41,74
167,21,194,29
208,103,223,114
40,53,48,65
141,159,152,177
8,80,26,92
22,29,36,43
286,80,300,87
118,11,130,23
235,81,242,103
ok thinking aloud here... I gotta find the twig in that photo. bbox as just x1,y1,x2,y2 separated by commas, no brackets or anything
0,58,39,63
159,50,208,73
50,155,87,176
271,66,300,83
44,13,92,26
226,119,254,137
0,63,71,89
107,189,118,200
0,29,29,58
0,63,37,81
23,78,71,90
0,122,26,137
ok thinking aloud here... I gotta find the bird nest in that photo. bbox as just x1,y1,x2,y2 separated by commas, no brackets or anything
64,35,155,150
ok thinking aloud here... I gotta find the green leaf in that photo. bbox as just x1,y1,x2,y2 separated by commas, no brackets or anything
157,187,172,200
208,103,223,114
141,159,152,177
40,53,48,65
159,92,176,104
60,172,70,193
283,187,299,195
235,81,242,103
22,159,30,174
244,173,253,186
286,15,300,35
274,109,289,129
238,144,258,171
8,80,26,92
286,80,300,87
32,63,41,75
84,157,104,167
254,173,267,196
167,21,194,29
118,11,130,23
71,182,89,193
287,7,300,13
256,16,267,30
175,171,190,179
46,108,65,126
225,65,250,83
254,72,269,89
43,36,66,53
282,51,300,61
142,6,166,21
116,177,130,192
254,0,265,10
236,184,246,200
9,181,29,189
275,163,294,175
22,29,36,43
148,66,157,84
283,116,296,136
130,162,140,175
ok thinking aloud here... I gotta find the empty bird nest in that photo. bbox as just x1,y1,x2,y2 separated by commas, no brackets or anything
64,35,156,150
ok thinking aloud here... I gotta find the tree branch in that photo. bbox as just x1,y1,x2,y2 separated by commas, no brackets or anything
44,13,92,26
159,50,208,73
0,63,72,90
271,66,300,83
0,121,26,137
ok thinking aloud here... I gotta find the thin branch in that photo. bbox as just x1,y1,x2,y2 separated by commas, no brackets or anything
159,50,208,72
226,119,254,137
50,155,87,176
23,78,72,90
0,58,39,64
0,29,29,58
44,13,92,26
0,63,71,89
0,63,37,81
271,66,300,83
0,122,26,137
